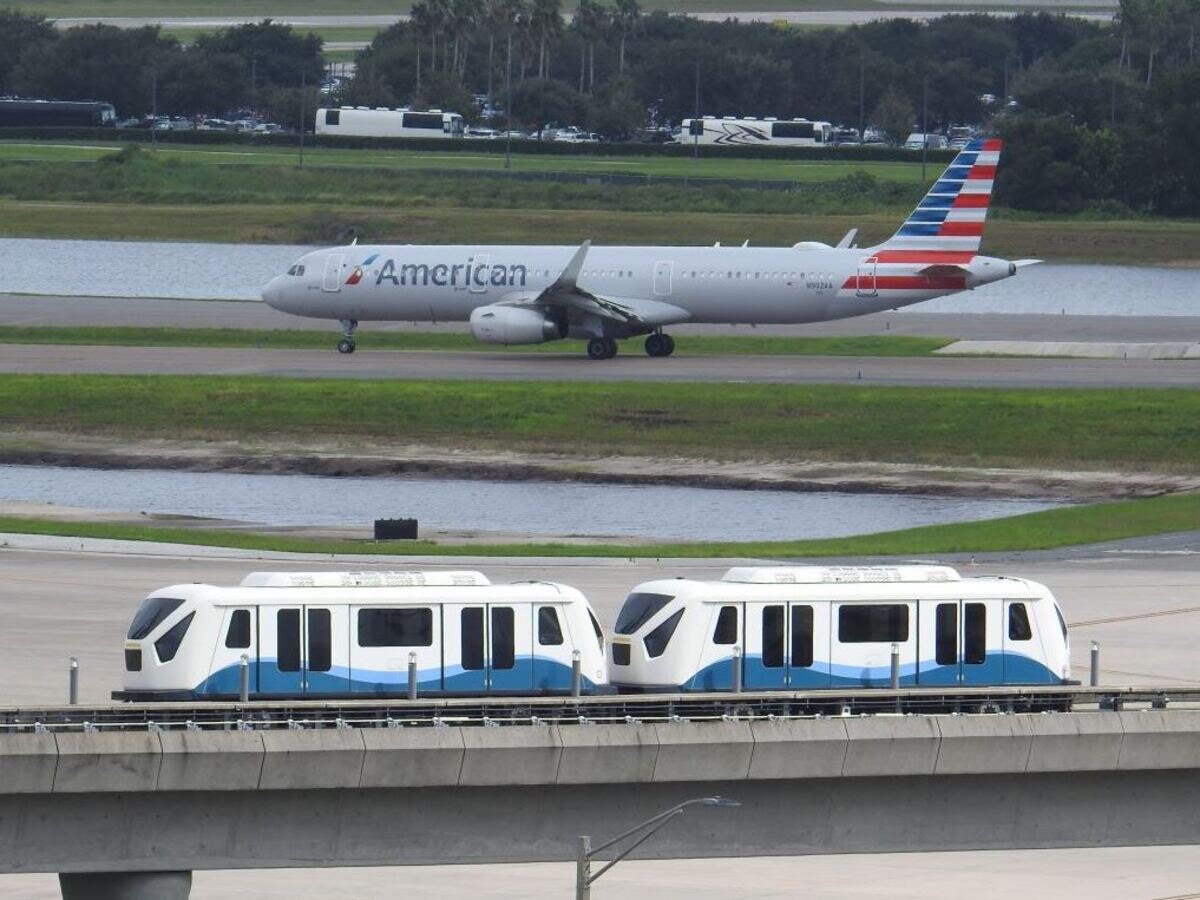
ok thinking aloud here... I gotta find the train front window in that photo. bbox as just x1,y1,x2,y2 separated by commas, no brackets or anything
588,609,604,651
615,592,673,634
1008,603,1033,641
643,609,684,658
154,612,194,663
538,606,564,645
127,597,184,639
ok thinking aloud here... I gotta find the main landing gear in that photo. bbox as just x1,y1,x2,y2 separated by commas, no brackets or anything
644,333,676,358
587,337,619,360
337,318,358,354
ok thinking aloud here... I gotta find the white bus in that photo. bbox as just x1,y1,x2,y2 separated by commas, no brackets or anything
677,116,834,147
315,106,465,139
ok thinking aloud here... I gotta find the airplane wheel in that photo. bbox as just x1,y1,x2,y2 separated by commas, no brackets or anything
603,337,618,359
661,334,676,357
645,333,665,357
587,338,608,360
337,338,356,354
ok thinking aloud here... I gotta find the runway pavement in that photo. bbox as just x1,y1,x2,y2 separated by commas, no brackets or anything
4,293,1197,341
2,342,1198,387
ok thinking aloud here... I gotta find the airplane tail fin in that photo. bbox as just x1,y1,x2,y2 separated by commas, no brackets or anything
877,138,1001,256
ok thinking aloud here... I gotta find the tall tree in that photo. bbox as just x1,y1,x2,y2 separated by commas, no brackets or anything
573,0,607,93
530,0,562,79
612,0,639,75
0,10,55,94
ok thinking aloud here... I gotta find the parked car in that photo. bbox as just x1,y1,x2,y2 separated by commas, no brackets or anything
904,132,948,151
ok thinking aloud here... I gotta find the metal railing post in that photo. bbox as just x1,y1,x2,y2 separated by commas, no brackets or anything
571,650,582,697
732,645,743,693
890,643,900,690
68,657,78,705
1090,641,1100,687
576,834,592,900
408,652,418,701
238,654,249,703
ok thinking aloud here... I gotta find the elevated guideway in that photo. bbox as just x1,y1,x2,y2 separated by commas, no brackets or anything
4,687,1200,898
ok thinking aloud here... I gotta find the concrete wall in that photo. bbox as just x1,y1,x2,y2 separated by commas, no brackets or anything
3,711,1200,873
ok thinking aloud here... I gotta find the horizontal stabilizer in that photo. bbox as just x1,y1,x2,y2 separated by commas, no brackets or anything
916,263,970,278
1013,258,1042,268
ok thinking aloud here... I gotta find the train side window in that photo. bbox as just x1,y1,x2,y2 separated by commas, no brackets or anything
461,607,485,670
277,609,300,672
357,608,433,647
644,608,684,658
1055,605,1068,641
538,606,564,645
225,609,251,649
838,604,909,643
307,608,331,673
713,606,738,644
588,609,604,652
154,612,194,663
964,603,987,664
935,603,957,665
1008,603,1033,641
791,605,814,667
492,607,515,670
762,605,784,668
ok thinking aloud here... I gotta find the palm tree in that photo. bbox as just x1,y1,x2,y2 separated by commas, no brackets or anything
410,1,435,89
483,0,525,105
574,0,606,93
612,0,639,76
448,0,482,78
530,0,562,79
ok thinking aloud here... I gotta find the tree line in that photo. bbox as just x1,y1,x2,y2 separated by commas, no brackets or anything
3,2,1200,215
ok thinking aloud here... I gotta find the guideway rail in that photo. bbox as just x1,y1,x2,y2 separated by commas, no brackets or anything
1,685,1194,733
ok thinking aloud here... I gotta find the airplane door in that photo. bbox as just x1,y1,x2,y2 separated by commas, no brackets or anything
856,258,877,297
653,260,673,296
322,254,344,292
468,254,490,294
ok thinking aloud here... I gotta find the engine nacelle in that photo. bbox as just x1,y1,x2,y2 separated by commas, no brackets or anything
469,304,565,345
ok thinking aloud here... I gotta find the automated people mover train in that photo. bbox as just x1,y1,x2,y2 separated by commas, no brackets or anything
607,566,1071,692
117,571,608,700
262,138,1037,359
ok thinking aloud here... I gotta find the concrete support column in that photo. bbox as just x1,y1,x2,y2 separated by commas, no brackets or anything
59,871,192,899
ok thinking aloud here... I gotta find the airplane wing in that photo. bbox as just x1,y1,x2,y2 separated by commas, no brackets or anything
497,241,692,328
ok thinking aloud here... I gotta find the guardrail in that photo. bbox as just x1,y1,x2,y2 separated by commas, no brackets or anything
2,685,1193,734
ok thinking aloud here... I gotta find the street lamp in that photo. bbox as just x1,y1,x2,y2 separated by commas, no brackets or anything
575,796,740,899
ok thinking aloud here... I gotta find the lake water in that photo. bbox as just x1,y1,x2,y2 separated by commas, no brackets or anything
0,237,1196,316
0,465,1061,542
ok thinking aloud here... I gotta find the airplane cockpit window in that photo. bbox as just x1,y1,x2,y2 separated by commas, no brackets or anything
286,265,306,276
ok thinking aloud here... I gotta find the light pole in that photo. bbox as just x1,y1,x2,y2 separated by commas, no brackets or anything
576,796,740,899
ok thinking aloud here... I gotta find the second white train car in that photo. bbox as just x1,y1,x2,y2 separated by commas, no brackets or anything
608,566,1071,692
117,571,608,700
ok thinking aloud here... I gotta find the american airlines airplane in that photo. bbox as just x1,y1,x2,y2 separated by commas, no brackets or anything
262,138,1035,359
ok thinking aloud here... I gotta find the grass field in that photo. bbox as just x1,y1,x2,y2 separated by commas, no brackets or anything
2,376,1198,472
1,199,1193,265
0,141,933,183
0,491,1189,559
0,327,952,356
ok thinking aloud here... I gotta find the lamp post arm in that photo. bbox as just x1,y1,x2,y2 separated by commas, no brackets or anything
589,799,703,856
587,809,683,886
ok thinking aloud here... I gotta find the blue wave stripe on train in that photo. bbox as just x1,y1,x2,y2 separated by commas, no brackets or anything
676,652,1062,691
194,655,598,696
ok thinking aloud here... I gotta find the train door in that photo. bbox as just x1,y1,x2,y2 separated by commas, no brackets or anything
831,601,917,686
917,599,1003,685
206,606,257,695
444,602,535,694
742,602,833,689
349,604,441,695
533,604,574,692
259,605,348,696
1002,599,1042,683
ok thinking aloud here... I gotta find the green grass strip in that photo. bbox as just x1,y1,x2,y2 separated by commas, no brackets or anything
2,375,1200,471
0,326,950,357
0,493,1195,558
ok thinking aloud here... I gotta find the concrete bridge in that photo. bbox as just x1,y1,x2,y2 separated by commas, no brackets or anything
4,705,1200,897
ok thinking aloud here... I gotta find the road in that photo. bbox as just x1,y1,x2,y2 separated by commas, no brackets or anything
2,342,1197,387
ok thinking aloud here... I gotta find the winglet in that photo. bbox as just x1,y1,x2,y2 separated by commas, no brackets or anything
553,240,591,290
836,228,858,249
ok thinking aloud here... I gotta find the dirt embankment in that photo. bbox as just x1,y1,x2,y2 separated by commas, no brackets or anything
2,432,1196,503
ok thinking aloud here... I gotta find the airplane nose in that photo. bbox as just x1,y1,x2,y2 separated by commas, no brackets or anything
262,276,285,308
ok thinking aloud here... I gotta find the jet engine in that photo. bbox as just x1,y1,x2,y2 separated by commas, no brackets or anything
469,304,566,344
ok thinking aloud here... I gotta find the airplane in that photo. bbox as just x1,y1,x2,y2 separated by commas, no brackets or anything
262,138,1037,360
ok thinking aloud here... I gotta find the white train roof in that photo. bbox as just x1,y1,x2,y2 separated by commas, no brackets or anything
721,566,960,585
240,571,491,588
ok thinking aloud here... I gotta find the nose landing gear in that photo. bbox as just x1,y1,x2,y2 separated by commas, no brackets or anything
644,333,676,357
337,319,358,354
586,337,618,360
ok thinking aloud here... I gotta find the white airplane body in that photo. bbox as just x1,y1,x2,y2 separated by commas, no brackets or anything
263,139,1035,359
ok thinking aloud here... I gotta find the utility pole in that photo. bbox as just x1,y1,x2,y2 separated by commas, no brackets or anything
505,32,513,170
150,64,157,148
858,53,865,140
299,66,306,168
921,73,928,183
